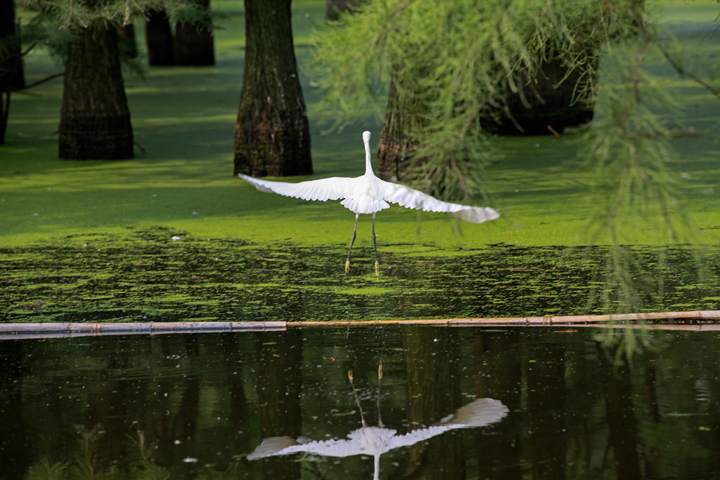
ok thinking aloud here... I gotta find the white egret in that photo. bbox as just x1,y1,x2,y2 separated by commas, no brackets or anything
238,131,500,276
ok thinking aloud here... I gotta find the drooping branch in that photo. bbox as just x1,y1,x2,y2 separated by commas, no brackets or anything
16,72,65,90
631,5,720,103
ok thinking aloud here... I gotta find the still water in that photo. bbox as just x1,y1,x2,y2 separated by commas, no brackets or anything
1,326,719,480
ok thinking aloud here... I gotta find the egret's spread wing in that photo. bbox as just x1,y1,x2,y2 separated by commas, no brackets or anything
380,181,500,224
239,174,356,202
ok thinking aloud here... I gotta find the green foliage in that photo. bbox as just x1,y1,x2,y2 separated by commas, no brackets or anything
310,0,642,202
19,0,207,29
574,16,719,313
16,0,213,70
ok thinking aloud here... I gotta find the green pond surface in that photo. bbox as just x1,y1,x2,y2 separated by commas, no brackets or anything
2,327,720,480
2,228,719,322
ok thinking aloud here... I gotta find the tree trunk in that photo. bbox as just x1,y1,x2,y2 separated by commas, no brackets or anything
145,9,175,66
59,21,134,160
174,0,215,66
0,0,24,145
377,72,426,182
481,54,595,136
234,0,312,177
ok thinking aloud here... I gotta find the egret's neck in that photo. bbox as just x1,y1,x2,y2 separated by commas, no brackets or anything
363,133,373,175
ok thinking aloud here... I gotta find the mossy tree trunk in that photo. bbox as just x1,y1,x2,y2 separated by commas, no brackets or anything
145,9,175,66
174,0,215,66
0,0,24,145
59,20,134,160
234,0,312,177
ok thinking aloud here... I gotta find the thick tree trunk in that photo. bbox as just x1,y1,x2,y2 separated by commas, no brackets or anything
59,21,134,160
145,9,175,66
0,0,24,145
377,72,426,182
482,55,595,136
234,0,312,177
174,0,215,66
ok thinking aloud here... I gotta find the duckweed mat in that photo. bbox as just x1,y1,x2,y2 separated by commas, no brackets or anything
1,227,718,323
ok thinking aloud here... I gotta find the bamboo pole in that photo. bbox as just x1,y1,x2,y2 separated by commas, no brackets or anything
0,321,287,336
288,310,720,327
1,310,720,339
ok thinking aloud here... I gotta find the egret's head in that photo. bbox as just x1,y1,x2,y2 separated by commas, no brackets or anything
362,131,371,143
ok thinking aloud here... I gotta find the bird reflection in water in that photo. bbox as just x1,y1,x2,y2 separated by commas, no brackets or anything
248,362,508,480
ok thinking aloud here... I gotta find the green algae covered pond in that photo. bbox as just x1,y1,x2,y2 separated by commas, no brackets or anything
2,227,719,323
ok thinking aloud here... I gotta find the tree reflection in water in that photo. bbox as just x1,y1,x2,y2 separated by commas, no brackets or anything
2,327,720,479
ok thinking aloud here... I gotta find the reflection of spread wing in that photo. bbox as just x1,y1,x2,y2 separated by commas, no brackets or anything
239,174,357,202
388,398,509,450
385,425,458,450
380,181,500,224
438,398,510,426
246,436,300,460
247,428,399,460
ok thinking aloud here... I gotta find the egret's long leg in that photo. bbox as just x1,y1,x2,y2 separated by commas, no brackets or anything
345,214,360,273
372,213,379,278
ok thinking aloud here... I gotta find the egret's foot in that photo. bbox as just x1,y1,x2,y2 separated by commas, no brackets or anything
345,260,350,274
375,261,380,279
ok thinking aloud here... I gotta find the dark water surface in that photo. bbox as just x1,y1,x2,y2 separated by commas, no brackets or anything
2,229,718,322
1,326,720,479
